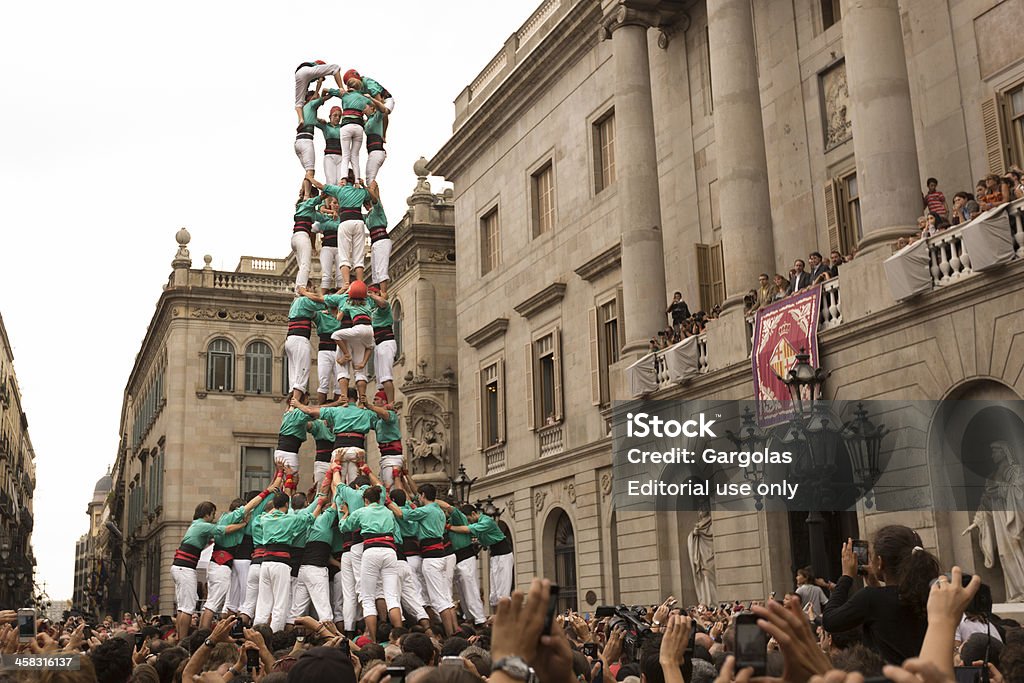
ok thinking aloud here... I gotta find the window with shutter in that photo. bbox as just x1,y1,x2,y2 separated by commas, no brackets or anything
824,179,840,253
589,308,600,406
525,343,535,431
982,96,1008,176
695,243,725,311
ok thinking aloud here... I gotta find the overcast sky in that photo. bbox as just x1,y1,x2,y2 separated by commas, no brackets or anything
0,0,539,601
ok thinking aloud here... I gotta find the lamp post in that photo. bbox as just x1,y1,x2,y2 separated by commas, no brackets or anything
842,402,889,509
476,495,504,519
725,407,770,510
448,465,477,506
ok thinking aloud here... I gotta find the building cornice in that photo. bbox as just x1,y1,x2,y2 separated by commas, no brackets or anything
514,282,568,319
573,242,622,282
465,318,510,349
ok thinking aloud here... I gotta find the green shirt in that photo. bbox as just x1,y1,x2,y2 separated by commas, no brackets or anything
365,203,387,230
320,405,376,435
374,410,401,443
315,311,341,338
340,90,371,120
181,519,218,549
315,120,342,148
402,501,447,540
448,508,472,551
290,498,323,549
315,211,340,235
245,494,274,540
300,96,326,129
261,507,315,545
290,296,325,320
307,505,340,545
395,502,419,541
214,507,247,548
323,293,348,310
323,184,369,209
280,409,312,438
310,419,335,443
350,503,398,537
336,484,368,533
371,299,392,328
468,514,506,547
365,110,385,137
294,196,324,219
359,77,387,98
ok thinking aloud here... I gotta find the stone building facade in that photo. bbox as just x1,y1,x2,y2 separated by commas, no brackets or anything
0,312,37,608
428,0,1024,610
72,472,111,617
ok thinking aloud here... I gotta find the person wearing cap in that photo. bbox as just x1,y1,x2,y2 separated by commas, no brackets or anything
323,87,372,185
371,390,403,489
287,285,326,404
294,60,344,124
254,490,325,632
292,181,324,295
391,474,458,636
448,506,514,608
438,502,487,626
295,89,328,181
363,96,389,184
365,188,391,296
316,105,345,186
275,406,313,481
238,472,285,626
311,176,379,290
198,499,249,631
344,69,395,138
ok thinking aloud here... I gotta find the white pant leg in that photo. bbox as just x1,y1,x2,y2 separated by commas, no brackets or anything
324,155,343,186
340,553,360,630
226,559,249,613
264,562,293,632
383,97,395,114
319,247,339,290
370,239,391,286
379,455,403,489
455,556,486,624
405,556,428,606
313,460,330,486
340,124,365,181
288,571,312,623
254,564,274,626
489,553,514,606
351,543,364,603
331,569,345,623
361,547,400,614
171,566,199,615
421,556,455,612
205,563,232,615
398,561,428,622
285,335,311,393
336,326,374,383
295,63,340,107
295,138,315,172
332,448,363,485
317,348,338,395
365,150,387,185
291,232,313,292
273,449,299,472
301,566,333,622
336,220,366,269
374,340,396,384
240,562,262,619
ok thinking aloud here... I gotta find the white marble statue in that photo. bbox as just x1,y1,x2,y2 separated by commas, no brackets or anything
687,508,717,606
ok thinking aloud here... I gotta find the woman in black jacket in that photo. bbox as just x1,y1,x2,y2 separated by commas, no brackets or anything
822,525,941,664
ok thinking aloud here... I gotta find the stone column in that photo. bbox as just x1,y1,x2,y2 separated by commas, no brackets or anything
602,1,667,356
707,0,775,311
838,0,921,321
416,278,436,375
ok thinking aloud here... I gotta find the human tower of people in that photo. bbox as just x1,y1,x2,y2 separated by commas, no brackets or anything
169,60,514,643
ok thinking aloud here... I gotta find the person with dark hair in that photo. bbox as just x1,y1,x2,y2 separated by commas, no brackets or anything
392,651,428,671
238,474,285,626
287,645,358,683
153,646,189,683
795,567,827,620
291,180,325,297
170,501,218,640
960,632,1003,669
808,252,830,283
390,487,431,629
447,505,513,609
328,469,375,634
198,499,249,630
402,632,438,666
291,389,376,482
443,503,486,626
823,526,941,663
89,636,134,683
923,177,949,219
295,89,328,181
287,478,339,627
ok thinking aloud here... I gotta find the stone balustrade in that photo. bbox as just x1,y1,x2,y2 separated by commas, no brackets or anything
927,198,1024,287
212,271,294,294
820,277,843,329
485,446,506,474
538,423,565,458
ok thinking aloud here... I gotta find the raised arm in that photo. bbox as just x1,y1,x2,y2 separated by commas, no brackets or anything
223,522,247,535
299,286,326,304
289,396,321,418
243,473,282,514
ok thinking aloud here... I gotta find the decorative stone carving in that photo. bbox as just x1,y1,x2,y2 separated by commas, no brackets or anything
506,498,516,520
821,60,852,150
406,400,449,475
687,508,717,606
390,253,418,281
189,308,287,323
601,473,613,498
534,490,547,513
564,483,577,505
427,249,456,263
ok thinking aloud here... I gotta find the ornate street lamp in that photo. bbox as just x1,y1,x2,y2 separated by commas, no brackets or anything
776,349,828,416
842,402,890,508
725,407,770,510
448,465,477,505
476,495,504,519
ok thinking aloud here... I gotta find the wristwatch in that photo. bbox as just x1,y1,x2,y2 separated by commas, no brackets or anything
227,666,242,677
204,638,216,649
493,656,535,682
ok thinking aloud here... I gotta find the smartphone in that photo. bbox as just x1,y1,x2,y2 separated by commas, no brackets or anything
954,666,986,683
852,540,870,576
134,633,146,651
295,626,306,643
441,656,463,668
83,625,94,640
386,666,407,683
246,648,260,672
17,609,36,643
231,620,245,640
734,613,767,676
543,584,561,635
582,642,599,659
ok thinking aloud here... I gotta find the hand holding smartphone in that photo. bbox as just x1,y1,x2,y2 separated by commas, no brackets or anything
543,584,561,635
852,540,869,576
733,613,767,676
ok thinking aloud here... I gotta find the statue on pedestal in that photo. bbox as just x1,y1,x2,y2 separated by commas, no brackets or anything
687,506,717,606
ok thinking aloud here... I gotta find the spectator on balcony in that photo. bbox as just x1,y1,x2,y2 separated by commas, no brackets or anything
743,290,759,315
786,260,813,294
808,252,830,283
667,292,691,338
951,192,980,225
772,274,790,302
1010,167,1024,199
828,250,843,277
755,273,773,309
979,174,1007,211
922,177,949,219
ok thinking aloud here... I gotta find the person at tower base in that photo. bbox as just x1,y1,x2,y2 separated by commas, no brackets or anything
198,501,248,631
448,505,514,608
171,501,219,641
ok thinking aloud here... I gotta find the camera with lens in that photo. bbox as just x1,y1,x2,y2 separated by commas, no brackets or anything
595,605,652,662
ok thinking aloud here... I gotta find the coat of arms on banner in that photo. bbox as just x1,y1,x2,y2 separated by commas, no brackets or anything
751,286,822,425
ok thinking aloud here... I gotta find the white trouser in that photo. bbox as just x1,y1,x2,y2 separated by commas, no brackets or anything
291,232,313,292
380,455,404,489
317,348,339,395
295,138,315,172
398,560,428,622
383,97,395,114
365,150,387,185
285,335,311,393
319,246,340,290
313,460,331,486
422,555,456,612
255,561,292,632
337,220,366,270
171,566,199,615
295,63,339,107
204,563,232,614
226,559,250,613
333,325,374,383
489,552,514,605
406,555,428,606
361,546,400,613
332,447,365,485
374,339,397,384
370,239,391,285
331,570,345,623
288,565,332,623
455,555,487,624
324,154,344,186
274,449,299,472
239,562,262,619
340,546,364,630
339,124,365,181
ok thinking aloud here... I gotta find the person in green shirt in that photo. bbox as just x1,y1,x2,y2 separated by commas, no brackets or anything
364,97,388,185
371,389,403,488
199,499,249,630
387,488,431,629
313,297,343,407
310,177,380,289
292,181,324,295
437,502,486,625
232,472,285,625
314,195,342,292
309,418,338,484
348,482,405,638
287,286,327,404
448,508,513,608
274,408,312,487
295,89,328,181
365,192,391,296
343,69,395,138
316,105,345,186
171,501,218,639
294,60,344,125
289,393,384,483
367,283,397,404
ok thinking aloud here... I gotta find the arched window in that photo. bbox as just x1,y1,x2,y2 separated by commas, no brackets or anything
244,341,273,394
392,300,403,357
553,511,577,612
206,339,234,391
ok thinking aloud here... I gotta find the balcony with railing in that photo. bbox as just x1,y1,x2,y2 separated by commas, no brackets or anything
485,446,506,475
538,423,565,458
